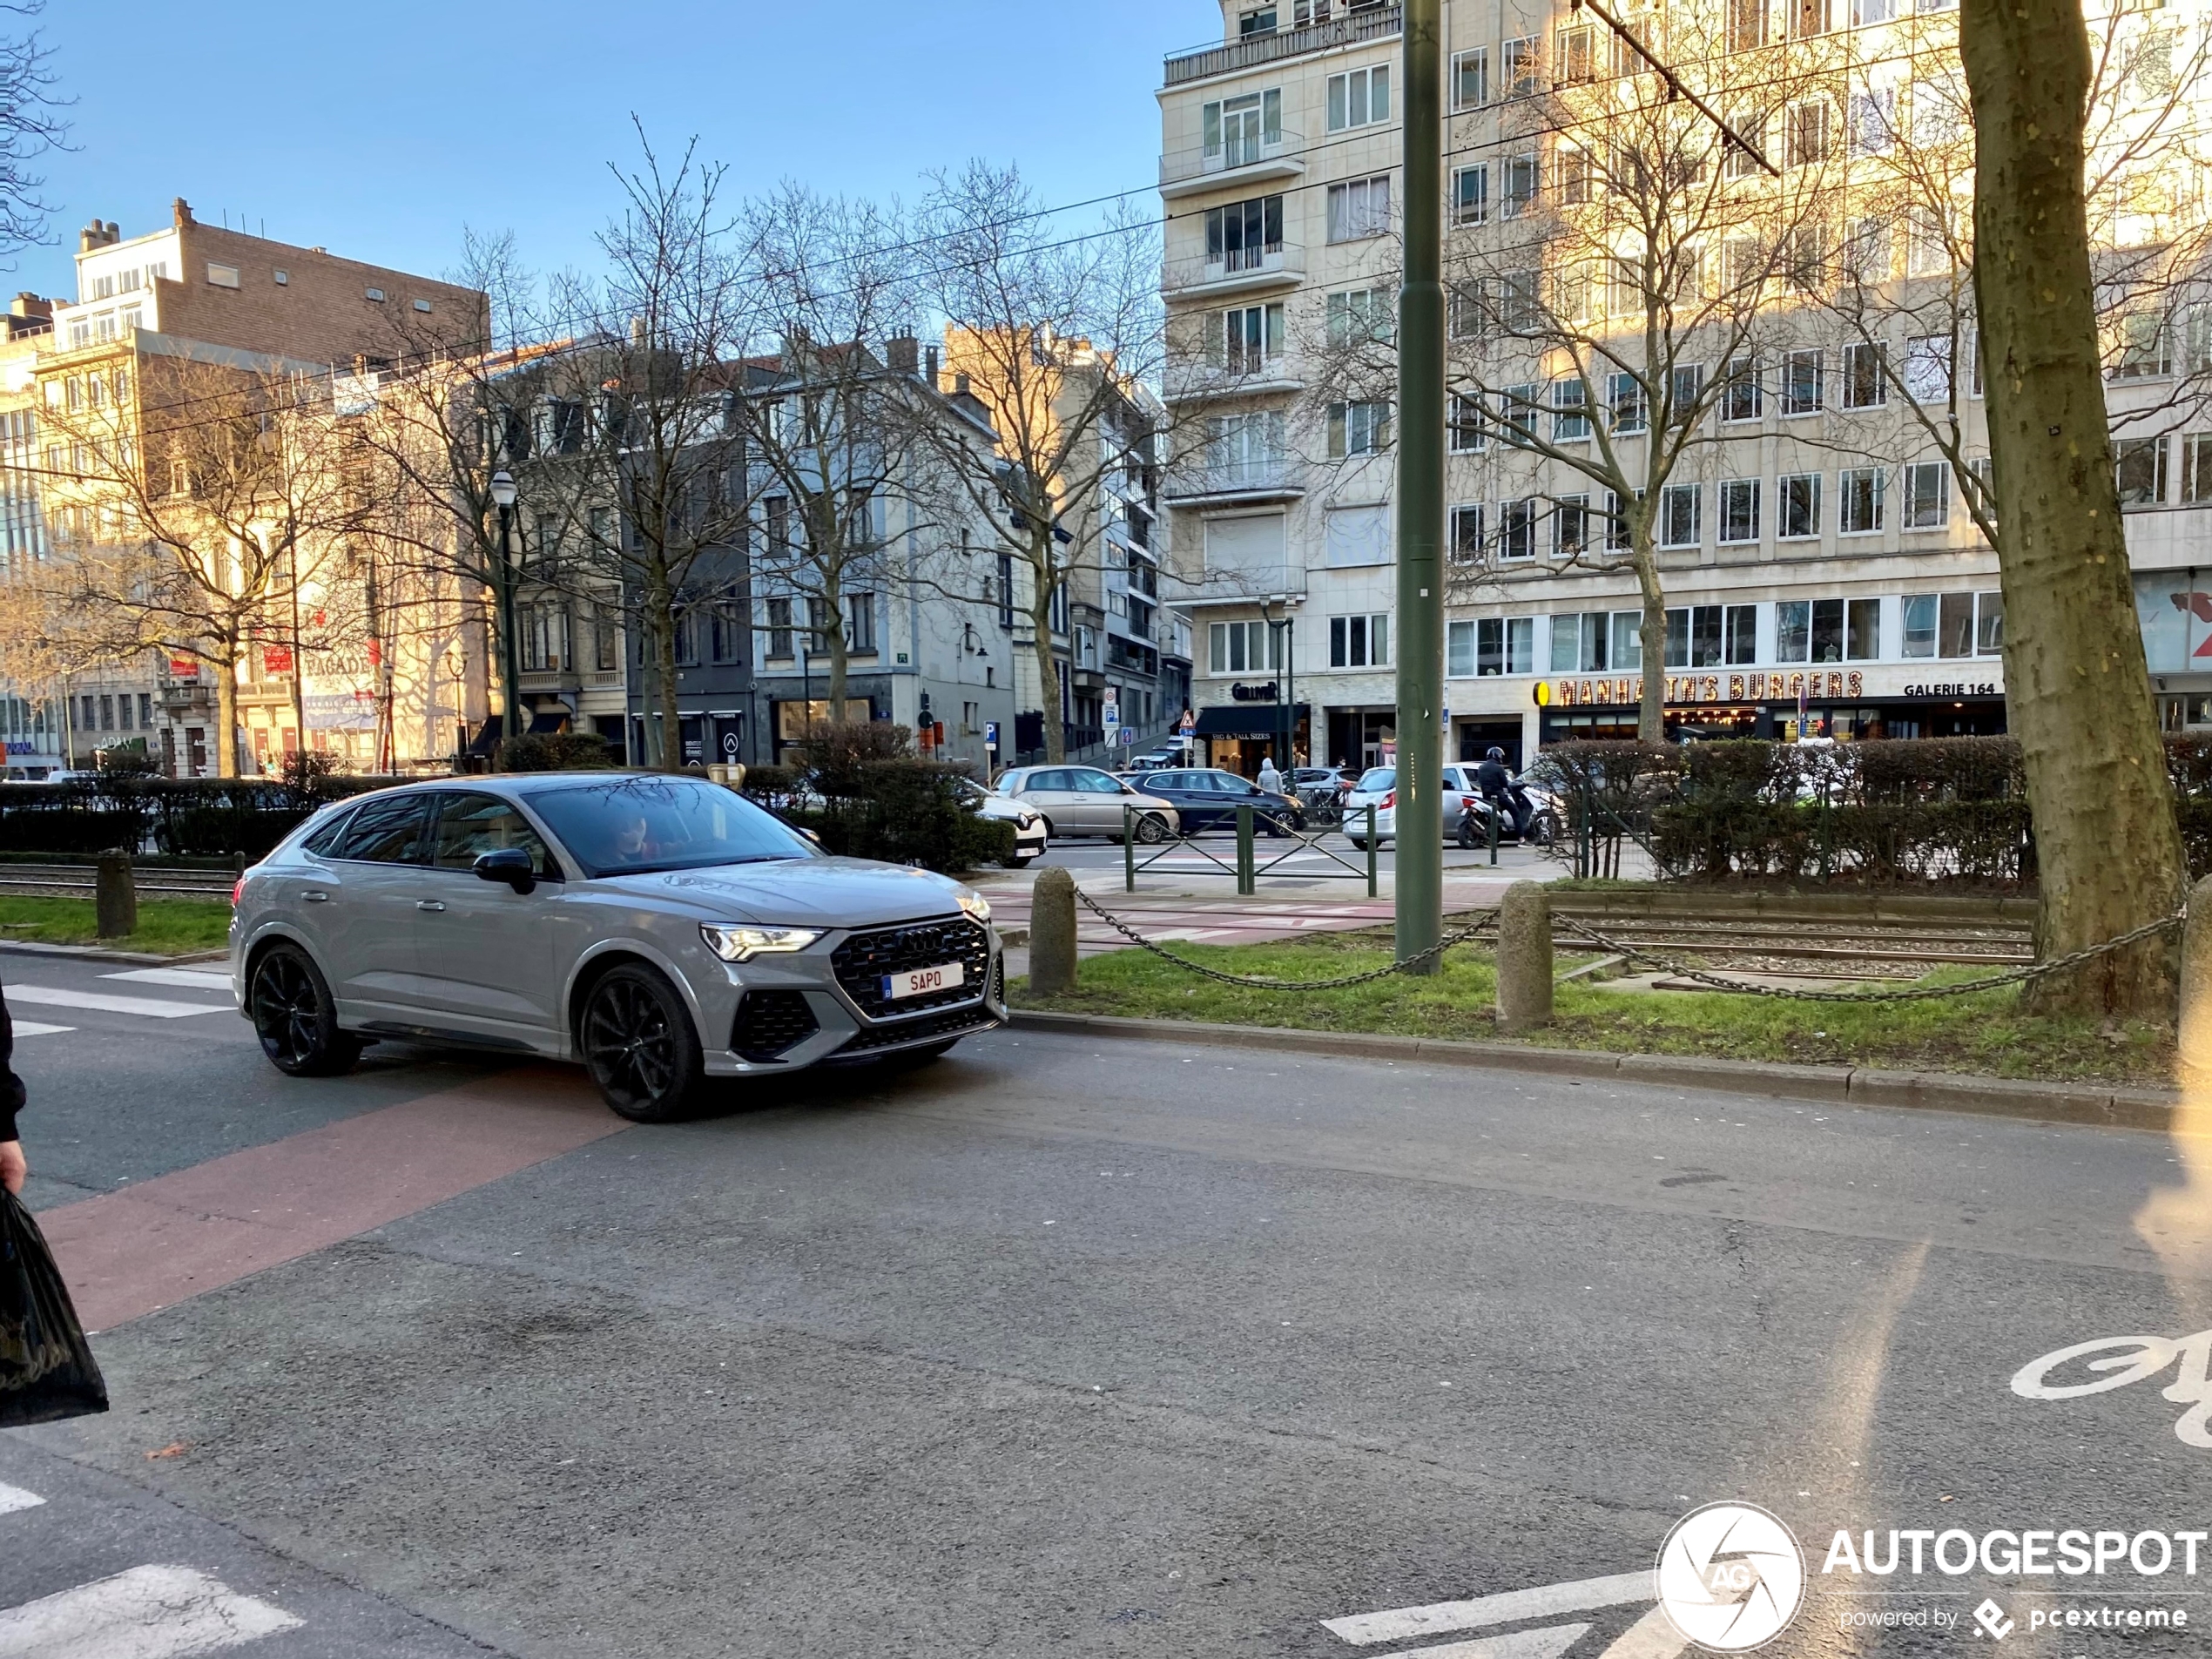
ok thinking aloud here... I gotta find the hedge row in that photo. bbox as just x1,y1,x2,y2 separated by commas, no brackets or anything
743,758,1015,873
1533,735,2212,887
0,774,407,860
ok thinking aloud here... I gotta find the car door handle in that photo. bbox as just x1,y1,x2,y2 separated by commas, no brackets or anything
301,890,330,903
416,900,447,914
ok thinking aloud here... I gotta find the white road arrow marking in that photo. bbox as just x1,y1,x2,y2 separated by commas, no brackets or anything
0,1564,300,1657
1377,1619,1592,1659
0,1484,41,1516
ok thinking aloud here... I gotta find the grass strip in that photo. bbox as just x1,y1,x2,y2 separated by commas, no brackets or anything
0,896,231,956
1011,929,2171,1086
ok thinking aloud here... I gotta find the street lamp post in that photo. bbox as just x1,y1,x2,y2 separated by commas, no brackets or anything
1261,599,1297,776
489,471,523,744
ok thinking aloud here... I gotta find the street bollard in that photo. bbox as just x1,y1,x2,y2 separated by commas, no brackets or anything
1487,797,1500,866
2180,874,2212,1096
1495,880,1554,1034
1029,866,1079,997
1236,806,1256,895
1366,803,1378,897
95,852,137,941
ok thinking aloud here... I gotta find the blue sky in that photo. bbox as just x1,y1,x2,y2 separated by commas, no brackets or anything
14,0,1216,300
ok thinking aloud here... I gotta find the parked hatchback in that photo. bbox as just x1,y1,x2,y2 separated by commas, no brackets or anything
231,774,1006,1122
1339,765,1474,847
991,765,1180,843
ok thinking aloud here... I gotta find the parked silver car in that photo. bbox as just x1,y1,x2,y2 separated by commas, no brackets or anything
990,765,1180,843
1339,765,1478,847
230,773,1006,1122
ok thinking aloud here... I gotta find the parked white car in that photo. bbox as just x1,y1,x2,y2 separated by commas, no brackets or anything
957,779,1049,868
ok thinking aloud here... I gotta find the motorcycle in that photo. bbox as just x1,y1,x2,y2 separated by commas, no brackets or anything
1456,781,1560,849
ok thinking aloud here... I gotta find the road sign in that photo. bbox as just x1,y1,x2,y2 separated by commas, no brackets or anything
984,722,999,751
1120,725,1136,745
721,732,740,758
1178,724,1195,738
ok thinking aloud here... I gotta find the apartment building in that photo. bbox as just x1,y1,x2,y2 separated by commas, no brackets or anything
0,199,487,774
1158,0,2212,772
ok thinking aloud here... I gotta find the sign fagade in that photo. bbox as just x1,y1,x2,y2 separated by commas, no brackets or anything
1540,671,1867,709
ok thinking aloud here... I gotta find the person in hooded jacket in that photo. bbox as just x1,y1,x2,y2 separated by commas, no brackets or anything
0,983,24,1197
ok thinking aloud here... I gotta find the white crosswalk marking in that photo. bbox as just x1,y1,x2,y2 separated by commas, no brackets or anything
10,1021,72,1038
0,1483,40,1516
101,969,232,991
4,987,229,1020
0,1563,300,1657
1326,1571,1654,1646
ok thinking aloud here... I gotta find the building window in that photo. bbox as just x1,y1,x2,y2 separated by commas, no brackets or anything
363,286,386,303
1776,597,1881,663
1665,604,1759,668
1503,36,1538,94
1922,590,2004,658
1210,620,1282,674
1554,494,1589,559
1551,612,1612,673
2114,310,2173,381
1205,193,1286,272
1723,355,1762,422
1452,47,1490,108
1904,334,1952,403
996,551,1015,629
1904,461,1950,529
596,610,620,671
1326,176,1392,243
1452,165,1489,226
138,692,152,727
846,591,877,654
1838,466,1885,533
2182,433,2212,502
1778,472,1821,539
1719,478,1761,543
1448,392,1487,452
206,262,240,289
1500,497,1537,561
1555,147,1592,205
1501,154,1538,218
1658,482,1701,548
414,299,434,314
1325,287,1391,347
1449,616,1534,677
1203,88,1284,165
1328,613,1390,668
1551,379,1589,442
2116,436,2169,508
1602,373,1647,435
1219,301,1286,373
1328,400,1392,457
1239,6,1278,36
765,597,793,660
1901,594,1939,658
1449,502,1486,562
1841,341,1885,408
1786,100,1832,166
1327,64,1391,132
1782,349,1823,415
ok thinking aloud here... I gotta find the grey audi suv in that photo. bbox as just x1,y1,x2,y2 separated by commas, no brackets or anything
229,772,1006,1121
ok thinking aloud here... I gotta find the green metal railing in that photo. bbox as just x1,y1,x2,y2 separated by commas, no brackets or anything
1124,802,1379,896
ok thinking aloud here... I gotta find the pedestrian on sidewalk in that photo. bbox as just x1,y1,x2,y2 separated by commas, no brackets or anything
1257,754,1283,795
0,981,24,1197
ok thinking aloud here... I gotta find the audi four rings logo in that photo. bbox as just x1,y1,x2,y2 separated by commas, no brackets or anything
1656,1502,1808,1650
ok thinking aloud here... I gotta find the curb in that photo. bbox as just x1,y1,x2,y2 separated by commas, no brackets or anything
0,940,228,967
1004,1009,2176,1133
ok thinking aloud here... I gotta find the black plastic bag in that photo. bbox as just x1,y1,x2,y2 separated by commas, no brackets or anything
0,1188,107,1426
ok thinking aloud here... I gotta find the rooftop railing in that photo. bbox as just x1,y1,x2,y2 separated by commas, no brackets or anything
1163,4,1402,88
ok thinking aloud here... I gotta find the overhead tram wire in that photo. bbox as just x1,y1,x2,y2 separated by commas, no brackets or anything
40,31,1985,439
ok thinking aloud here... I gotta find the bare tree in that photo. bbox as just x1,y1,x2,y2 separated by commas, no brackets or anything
913,163,1177,763
15,352,359,775
1327,10,1845,741
0,3,66,261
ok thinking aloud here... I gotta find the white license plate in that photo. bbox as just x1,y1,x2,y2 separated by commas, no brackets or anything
883,962,964,1001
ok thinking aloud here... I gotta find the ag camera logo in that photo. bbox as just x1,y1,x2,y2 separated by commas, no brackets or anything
1656,1502,1807,1650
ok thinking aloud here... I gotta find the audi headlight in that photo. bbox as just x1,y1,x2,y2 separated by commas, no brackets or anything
700,924,822,962
958,890,992,925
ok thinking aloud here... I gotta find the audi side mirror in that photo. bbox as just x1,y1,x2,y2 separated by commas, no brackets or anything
473,847,536,894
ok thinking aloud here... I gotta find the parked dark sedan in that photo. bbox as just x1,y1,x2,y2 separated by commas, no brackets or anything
1130,768,1305,834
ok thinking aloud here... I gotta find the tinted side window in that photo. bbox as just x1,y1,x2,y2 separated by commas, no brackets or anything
334,795,431,865
1028,770,1073,792
301,806,355,857
429,793,560,878
1069,769,1121,792
1151,772,1191,789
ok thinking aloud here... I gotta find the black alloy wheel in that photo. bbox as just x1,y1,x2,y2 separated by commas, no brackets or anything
581,965,704,1123
249,944,362,1077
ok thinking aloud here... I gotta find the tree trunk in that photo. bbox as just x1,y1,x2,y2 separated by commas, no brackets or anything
1960,0,2188,1015
1632,536,1667,746
214,650,240,779
824,583,849,716
644,568,681,772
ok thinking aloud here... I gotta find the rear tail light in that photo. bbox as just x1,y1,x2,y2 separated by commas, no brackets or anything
231,877,245,907
1380,792,1396,810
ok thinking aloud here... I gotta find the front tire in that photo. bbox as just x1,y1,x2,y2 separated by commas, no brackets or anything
581,965,705,1123
249,943,362,1077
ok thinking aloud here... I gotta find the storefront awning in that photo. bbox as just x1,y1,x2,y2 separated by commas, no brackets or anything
1194,703,1311,738
527,710,572,735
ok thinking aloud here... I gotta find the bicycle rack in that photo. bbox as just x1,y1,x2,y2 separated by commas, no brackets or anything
1124,803,1379,897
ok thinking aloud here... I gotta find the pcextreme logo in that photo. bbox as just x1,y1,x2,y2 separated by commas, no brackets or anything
1656,1503,1808,1651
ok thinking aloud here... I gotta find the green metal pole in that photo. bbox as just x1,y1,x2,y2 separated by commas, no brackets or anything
1394,0,1445,973
1237,805,1255,895
1124,803,1135,891
1366,802,1378,897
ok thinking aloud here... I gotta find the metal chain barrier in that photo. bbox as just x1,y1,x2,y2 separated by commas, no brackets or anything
1070,889,2186,1004
1075,887,1495,991
1548,909,2187,1003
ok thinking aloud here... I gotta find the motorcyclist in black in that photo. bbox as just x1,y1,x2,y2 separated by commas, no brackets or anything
1474,747,1527,838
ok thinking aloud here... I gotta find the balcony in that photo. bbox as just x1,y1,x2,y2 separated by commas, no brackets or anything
1164,456,1305,506
1159,128,1307,200
1163,360,1305,405
1164,3,1401,87
1163,242,1305,301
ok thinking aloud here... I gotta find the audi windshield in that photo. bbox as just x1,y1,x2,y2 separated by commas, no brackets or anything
528,777,819,877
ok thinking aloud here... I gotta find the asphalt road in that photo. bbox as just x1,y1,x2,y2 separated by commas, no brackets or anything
4,946,2209,1657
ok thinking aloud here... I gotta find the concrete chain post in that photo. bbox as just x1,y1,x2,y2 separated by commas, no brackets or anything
1496,880,1554,1034
1029,866,1080,997
2178,874,2212,1096
95,852,137,941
